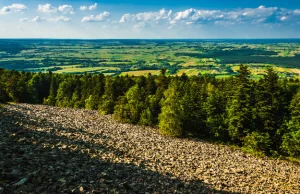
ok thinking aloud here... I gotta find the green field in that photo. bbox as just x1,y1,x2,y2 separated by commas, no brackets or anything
0,39,299,78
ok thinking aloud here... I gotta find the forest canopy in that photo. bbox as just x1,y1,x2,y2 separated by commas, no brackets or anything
0,66,300,158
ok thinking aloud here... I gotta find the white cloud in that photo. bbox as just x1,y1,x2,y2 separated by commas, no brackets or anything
239,6,277,18
80,3,98,11
133,22,146,32
80,6,88,11
280,16,288,21
120,9,172,23
119,9,173,30
169,20,176,24
37,4,57,13
294,9,300,14
174,8,196,20
81,11,110,22
38,4,74,14
58,5,74,14
119,14,135,23
89,3,98,11
117,6,297,30
21,16,71,23
136,9,171,21
19,18,29,22
48,16,71,22
171,6,283,25
32,16,46,22
0,4,27,15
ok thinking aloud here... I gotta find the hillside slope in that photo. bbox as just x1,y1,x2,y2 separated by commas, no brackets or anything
0,104,299,193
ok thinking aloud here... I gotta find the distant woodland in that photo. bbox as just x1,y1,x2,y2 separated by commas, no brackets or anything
0,66,300,158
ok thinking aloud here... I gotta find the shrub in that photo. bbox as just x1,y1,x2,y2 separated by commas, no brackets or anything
242,132,271,156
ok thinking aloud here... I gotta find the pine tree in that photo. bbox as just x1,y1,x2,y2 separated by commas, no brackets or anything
27,73,51,104
0,83,8,103
71,76,83,108
226,65,255,143
44,74,59,106
181,80,207,136
256,68,282,133
205,83,228,140
281,90,300,157
99,76,116,115
0,69,9,103
255,68,284,153
56,76,76,108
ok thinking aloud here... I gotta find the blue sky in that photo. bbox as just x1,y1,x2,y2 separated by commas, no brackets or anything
0,0,299,38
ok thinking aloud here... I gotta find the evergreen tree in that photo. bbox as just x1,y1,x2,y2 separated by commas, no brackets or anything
86,73,105,109
71,76,83,108
145,73,157,96
56,76,76,107
281,90,300,157
226,65,255,143
0,69,9,103
0,68,299,158
256,68,282,132
114,84,146,124
44,74,59,106
27,73,51,104
181,79,207,136
99,76,116,114
205,83,228,140
159,81,184,137
0,84,8,103
255,68,284,153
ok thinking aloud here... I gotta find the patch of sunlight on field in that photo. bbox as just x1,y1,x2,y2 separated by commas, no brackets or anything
230,65,300,78
231,64,272,72
55,66,119,74
120,70,161,76
182,60,198,67
177,69,201,76
274,67,300,74
215,75,232,79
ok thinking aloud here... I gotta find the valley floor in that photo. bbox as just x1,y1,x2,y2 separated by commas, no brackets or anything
0,104,299,193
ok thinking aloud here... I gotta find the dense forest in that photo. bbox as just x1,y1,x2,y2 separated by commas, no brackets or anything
0,66,300,158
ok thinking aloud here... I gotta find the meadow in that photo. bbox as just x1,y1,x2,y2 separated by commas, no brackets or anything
0,39,299,78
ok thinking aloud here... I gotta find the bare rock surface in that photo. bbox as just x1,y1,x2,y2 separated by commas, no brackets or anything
0,103,299,193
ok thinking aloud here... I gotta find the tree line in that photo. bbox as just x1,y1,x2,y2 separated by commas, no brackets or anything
0,66,299,158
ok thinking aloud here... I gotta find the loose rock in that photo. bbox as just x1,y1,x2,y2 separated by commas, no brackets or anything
0,103,299,193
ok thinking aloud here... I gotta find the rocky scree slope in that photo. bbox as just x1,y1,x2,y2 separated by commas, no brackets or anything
0,104,299,193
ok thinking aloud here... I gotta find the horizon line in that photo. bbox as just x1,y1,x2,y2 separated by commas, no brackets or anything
0,38,300,40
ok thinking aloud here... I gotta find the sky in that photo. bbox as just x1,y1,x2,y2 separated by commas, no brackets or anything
0,0,299,39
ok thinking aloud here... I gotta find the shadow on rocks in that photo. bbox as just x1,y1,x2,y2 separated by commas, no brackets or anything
0,105,238,194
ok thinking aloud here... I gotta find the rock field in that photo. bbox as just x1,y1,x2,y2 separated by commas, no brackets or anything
0,104,299,193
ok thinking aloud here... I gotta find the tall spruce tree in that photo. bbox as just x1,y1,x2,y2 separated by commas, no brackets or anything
181,79,207,136
281,90,300,157
226,65,255,143
99,76,116,114
255,68,284,153
44,74,59,106
205,83,228,140
256,68,282,132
